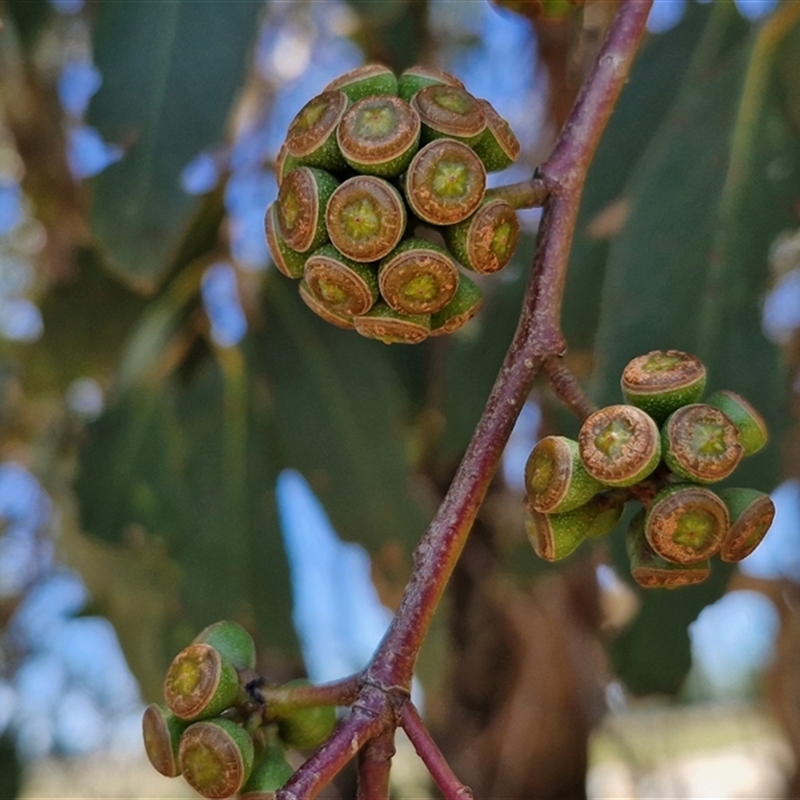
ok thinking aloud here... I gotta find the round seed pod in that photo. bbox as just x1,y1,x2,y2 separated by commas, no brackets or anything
717,487,775,562
578,404,661,487
397,65,464,103
265,203,306,279
430,273,483,336
275,141,301,187
524,435,604,514
240,743,295,800
298,279,356,329
142,703,188,778
621,350,707,423
164,643,245,721
661,403,743,483
277,167,339,253
706,390,768,456
627,511,710,589
412,84,487,146
443,196,519,274
471,100,521,172
337,95,421,177
644,484,729,564
304,244,379,317
378,237,459,315
323,63,398,102
353,301,430,345
275,680,337,750
404,138,487,225
192,620,256,673
525,505,587,562
284,91,348,170
178,718,255,799
326,175,406,262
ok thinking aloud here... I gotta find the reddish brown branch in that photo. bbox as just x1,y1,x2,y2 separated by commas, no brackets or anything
356,729,396,800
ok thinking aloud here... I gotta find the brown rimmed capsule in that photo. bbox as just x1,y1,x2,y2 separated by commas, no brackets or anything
444,196,520,274
627,511,710,589
661,403,743,483
337,95,421,177
353,301,430,345
471,100,521,172
326,175,406,262
524,435,603,514
142,703,187,778
323,63,398,102
284,91,348,170
397,65,464,102
404,138,486,225
620,350,707,423
304,244,379,317
717,487,775,562
179,718,255,799
412,84,487,145
240,743,295,800
378,237,459,315
275,141,301,187
277,167,339,253
644,484,728,564
430,273,483,336
298,279,356,329
578,404,661,487
265,203,306,279
706,390,768,456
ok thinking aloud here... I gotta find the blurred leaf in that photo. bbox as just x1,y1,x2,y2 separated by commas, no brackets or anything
5,0,51,52
87,1,262,291
0,735,21,800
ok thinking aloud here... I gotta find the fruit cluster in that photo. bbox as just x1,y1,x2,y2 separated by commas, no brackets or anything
142,621,335,798
524,350,775,588
264,64,522,344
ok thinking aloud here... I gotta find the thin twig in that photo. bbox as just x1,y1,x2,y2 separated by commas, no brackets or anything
356,729,396,800
542,355,598,421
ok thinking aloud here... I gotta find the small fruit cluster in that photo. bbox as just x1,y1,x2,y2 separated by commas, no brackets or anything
524,350,775,588
265,63,522,344
142,621,336,798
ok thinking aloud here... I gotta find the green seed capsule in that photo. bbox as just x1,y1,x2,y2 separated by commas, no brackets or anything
323,63,398,102
430,273,483,336
471,100,520,172
284,91,348,171
661,403,743,483
298,279,356,330
192,620,257,673
706,390,768,456
265,203,306,279
524,504,587,561
275,680,338,750
353,301,430,345
717,487,775,562
412,84,487,146
240,743,295,800
443,196,520,274
378,237,459,316
142,703,188,778
524,435,604,514
397,65,464,102
578,404,661,487
179,718,255,799
620,350,707,423
277,167,339,253
275,141,301,187
304,244,379,317
644,484,729,564
337,95,421,177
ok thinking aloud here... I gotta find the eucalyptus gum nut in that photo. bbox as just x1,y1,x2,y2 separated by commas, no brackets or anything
661,403,743,484
193,620,257,672
164,643,245,721
323,63,398,102
524,505,589,562
397,65,465,102
353,301,430,345
620,350,707,423
284,91,348,170
412,84,487,146
581,493,626,538
265,203,306,279
443,197,520,274
378,237,459,315
275,680,338,750
471,100,521,172
179,718,255,799
706,390,768,456
298,280,356,330
578,404,661,487
275,142,301,187
627,511,710,589
142,703,187,778
717,487,775,562
429,273,483,336
277,167,339,253
337,95,421,177
240,743,295,799
404,138,487,225
304,244,379,317
644,484,728,564
325,175,406,262
524,436,603,514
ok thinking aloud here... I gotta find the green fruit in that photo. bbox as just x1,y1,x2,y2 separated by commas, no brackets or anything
471,100,520,172
397,65,464,103
277,167,339,253
429,273,483,336
353,302,430,345
275,680,338,750
412,84,487,146
706,390,768,456
303,244,379,317
240,743,295,799
265,203,306,279
142,703,187,778
323,63,398,102
284,91,348,171
717,487,775,562
192,620,257,672
298,279,355,330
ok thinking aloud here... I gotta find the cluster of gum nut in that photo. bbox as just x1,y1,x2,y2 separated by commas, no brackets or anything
264,63,523,344
524,350,775,589
142,621,335,799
